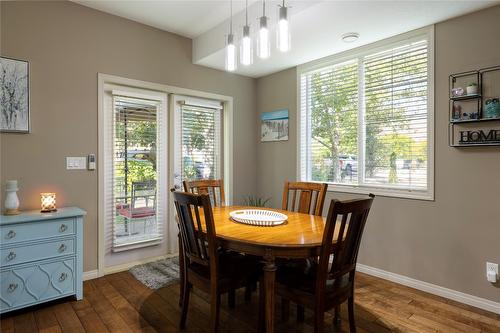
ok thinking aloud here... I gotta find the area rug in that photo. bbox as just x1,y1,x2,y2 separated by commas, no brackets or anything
129,256,180,289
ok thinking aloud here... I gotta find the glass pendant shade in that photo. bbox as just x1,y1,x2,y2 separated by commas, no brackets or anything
277,5,290,52
257,16,270,59
240,25,253,66
225,34,237,71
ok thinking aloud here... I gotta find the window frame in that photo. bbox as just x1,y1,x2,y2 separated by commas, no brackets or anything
297,27,434,201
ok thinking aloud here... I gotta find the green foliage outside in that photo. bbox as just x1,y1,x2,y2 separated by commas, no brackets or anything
309,50,428,184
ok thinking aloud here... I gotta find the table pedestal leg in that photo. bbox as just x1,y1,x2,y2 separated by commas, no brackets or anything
263,251,276,333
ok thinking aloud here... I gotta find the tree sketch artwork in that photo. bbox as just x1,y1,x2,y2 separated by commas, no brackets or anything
261,109,289,142
1,57,30,133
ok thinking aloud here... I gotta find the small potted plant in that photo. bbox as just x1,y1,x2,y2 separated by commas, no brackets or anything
466,82,478,95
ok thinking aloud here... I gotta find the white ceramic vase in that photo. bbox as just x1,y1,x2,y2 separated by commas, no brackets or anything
466,85,478,95
4,180,20,215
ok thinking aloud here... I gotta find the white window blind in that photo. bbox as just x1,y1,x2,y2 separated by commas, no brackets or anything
299,34,433,199
174,97,222,187
112,95,165,249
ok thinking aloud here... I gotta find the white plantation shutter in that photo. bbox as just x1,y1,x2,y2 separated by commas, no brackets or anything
299,32,433,199
110,93,167,250
300,60,359,184
174,96,223,187
363,40,428,190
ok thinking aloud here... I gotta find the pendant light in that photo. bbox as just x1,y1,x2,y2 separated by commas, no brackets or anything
225,0,237,71
257,0,270,59
240,0,253,66
277,0,290,52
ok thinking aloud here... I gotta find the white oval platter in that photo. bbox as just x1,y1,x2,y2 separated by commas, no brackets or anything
229,209,287,227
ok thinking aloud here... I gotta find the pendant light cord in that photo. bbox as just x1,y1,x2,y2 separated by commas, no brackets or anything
262,0,266,17
245,0,248,25
229,0,233,34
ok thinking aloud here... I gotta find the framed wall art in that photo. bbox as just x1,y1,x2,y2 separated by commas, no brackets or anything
261,109,289,142
1,57,30,133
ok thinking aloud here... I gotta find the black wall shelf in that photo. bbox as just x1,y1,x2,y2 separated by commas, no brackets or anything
449,66,500,147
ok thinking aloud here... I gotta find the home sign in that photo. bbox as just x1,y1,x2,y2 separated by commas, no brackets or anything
459,129,500,145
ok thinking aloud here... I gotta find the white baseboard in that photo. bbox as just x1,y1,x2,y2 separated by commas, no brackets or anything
83,269,99,281
102,252,178,276
356,263,500,315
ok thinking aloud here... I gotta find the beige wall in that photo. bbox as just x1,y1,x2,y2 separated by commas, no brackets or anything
256,6,500,302
0,1,257,272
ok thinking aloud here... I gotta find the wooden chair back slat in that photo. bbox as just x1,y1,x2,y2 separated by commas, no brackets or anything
282,181,328,216
183,179,226,207
172,190,218,269
316,194,374,289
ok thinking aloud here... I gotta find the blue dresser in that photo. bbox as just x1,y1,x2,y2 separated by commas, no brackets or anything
0,207,85,314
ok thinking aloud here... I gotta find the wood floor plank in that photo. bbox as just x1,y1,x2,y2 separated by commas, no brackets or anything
71,298,110,333
1,271,499,333
52,302,85,333
34,307,61,333
0,317,15,333
13,312,38,333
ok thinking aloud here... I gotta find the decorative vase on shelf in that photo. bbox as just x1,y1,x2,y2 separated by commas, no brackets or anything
466,84,478,95
4,180,20,215
484,98,500,119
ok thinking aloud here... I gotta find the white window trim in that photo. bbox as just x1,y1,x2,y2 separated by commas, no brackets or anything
98,73,234,276
296,26,435,201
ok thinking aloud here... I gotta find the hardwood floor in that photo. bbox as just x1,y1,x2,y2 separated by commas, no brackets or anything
1,272,499,333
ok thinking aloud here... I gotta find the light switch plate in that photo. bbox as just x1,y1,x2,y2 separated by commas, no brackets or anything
66,157,87,170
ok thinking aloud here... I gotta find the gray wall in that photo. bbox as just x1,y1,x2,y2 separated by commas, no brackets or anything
256,6,500,302
0,1,257,272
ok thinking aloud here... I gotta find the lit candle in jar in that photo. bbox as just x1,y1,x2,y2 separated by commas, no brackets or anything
40,193,57,212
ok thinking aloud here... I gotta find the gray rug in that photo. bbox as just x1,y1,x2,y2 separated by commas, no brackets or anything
129,256,180,289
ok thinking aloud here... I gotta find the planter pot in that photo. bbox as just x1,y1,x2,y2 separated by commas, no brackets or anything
466,85,478,95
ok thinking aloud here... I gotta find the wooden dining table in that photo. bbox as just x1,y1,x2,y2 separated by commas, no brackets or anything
199,205,336,333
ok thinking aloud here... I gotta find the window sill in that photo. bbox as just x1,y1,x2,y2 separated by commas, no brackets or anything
310,182,434,201
112,236,163,252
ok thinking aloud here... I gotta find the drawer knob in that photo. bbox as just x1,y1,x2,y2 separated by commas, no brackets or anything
6,251,16,261
59,272,68,282
6,230,16,239
58,244,67,252
59,224,67,232
8,283,18,292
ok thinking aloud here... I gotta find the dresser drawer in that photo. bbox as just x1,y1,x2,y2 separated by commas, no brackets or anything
1,238,75,267
1,218,75,245
0,258,75,313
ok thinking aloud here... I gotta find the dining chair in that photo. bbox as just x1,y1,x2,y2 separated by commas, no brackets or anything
277,194,375,333
282,181,328,216
183,179,225,207
172,190,258,332
280,181,328,320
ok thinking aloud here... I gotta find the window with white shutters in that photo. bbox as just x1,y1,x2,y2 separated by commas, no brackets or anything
299,31,433,199
174,97,223,188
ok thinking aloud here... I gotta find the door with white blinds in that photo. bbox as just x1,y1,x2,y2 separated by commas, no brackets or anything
102,84,168,269
173,96,223,189
299,31,433,199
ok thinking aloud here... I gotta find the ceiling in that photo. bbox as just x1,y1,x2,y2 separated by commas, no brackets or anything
75,0,499,78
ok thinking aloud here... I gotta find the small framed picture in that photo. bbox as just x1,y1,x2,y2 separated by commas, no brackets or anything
261,109,289,142
1,57,30,133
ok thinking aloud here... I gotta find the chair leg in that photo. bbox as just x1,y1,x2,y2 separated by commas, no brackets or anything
180,283,190,329
348,297,356,333
228,289,236,309
281,298,290,321
210,294,221,333
334,305,341,326
297,305,305,322
313,308,325,333
244,285,252,302
178,234,184,307
258,280,265,332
